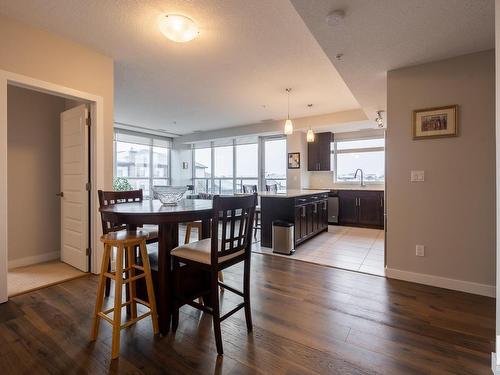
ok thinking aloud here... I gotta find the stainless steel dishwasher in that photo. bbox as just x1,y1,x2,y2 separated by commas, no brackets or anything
328,193,339,224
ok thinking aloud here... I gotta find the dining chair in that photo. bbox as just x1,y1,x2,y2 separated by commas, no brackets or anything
98,189,159,297
171,194,257,355
242,185,260,239
265,183,278,193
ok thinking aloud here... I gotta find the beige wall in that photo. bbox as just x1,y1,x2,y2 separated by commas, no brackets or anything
386,50,495,290
0,13,114,186
7,86,66,265
286,131,309,189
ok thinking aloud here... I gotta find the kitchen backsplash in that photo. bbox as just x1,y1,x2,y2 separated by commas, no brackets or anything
306,171,384,190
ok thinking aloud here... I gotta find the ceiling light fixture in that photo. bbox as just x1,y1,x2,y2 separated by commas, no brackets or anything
375,110,385,128
306,104,315,143
160,14,199,43
326,9,345,27
284,88,294,135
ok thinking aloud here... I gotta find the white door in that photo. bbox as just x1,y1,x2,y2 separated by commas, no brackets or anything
60,104,89,271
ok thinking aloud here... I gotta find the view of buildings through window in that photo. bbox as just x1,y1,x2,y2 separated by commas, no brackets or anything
193,137,286,194
331,137,385,183
114,130,171,197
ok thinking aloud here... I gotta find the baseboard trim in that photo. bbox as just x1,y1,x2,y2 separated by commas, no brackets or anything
385,267,495,297
8,251,60,269
492,353,500,374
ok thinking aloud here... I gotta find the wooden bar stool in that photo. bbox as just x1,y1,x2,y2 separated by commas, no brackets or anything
91,229,159,359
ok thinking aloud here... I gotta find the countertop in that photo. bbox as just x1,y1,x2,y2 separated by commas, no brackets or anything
304,186,384,192
259,189,329,198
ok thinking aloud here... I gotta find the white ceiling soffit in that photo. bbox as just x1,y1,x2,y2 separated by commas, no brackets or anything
290,0,494,120
0,0,362,135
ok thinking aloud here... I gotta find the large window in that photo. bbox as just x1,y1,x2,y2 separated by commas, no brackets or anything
264,138,287,192
332,137,384,183
192,137,273,194
114,129,171,197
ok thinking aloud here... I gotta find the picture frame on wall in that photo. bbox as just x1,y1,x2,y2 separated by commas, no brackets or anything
288,152,300,169
412,105,458,140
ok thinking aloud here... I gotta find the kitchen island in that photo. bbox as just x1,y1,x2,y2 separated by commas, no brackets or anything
260,189,329,248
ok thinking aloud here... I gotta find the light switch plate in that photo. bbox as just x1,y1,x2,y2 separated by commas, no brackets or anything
416,245,425,256
411,170,425,182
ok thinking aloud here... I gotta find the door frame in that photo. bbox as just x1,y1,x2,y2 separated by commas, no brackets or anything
0,69,105,303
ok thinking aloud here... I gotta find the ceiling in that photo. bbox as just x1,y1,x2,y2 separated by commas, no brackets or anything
0,0,361,135
290,0,495,120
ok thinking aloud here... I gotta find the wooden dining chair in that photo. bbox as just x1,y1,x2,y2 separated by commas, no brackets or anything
98,189,158,297
171,194,257,355
265,184,278,193
242,185,260,239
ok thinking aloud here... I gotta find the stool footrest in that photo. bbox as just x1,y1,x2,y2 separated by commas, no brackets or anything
121,311,151,329
134,297,150,308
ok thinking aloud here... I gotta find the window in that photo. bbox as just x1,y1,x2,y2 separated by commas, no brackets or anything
264,137,287,192
191,137,274,194
333,137,384,183
236,143,258,192
113,129,171,197
194,147,212,193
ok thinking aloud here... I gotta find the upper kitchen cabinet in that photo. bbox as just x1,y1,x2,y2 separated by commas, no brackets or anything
307,132,333,171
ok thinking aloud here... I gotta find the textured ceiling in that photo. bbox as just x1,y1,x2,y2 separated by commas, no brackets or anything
0,0,361,135
291,0,495,120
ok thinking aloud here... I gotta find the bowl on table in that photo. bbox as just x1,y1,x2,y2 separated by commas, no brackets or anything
152,186,187,206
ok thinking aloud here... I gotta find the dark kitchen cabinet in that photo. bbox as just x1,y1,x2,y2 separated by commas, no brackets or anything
308,132,333,171
337,190,384,229
261,192,329,248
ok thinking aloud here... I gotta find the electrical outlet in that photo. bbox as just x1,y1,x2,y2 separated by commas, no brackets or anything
411,170,425,182
416,245,425,257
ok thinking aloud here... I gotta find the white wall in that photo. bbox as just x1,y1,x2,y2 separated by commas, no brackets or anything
7,86,66,268
286,131,308,189
386,50,495,296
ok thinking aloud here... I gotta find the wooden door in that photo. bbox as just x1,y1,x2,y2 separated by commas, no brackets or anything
357,191,382,227
60,104,89,272
338,190,358,225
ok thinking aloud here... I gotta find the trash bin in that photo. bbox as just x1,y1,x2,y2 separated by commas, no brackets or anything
272,220,295,255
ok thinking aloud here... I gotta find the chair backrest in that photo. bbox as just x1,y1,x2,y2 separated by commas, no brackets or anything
242,184,257,194
265,184,278,193
210,194,257,264
98,189,143,234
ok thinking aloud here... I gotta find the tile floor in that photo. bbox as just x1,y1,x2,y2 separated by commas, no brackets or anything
253,226,385,276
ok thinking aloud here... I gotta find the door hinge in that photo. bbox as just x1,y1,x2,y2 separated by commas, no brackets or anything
86,247,92,256
85,114,91,127
85,182,92,191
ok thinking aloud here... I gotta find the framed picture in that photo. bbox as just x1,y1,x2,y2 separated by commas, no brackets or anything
413,105,458,140
288,152,300,169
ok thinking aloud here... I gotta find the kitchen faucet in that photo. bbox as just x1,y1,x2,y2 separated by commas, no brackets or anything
354,169,366,187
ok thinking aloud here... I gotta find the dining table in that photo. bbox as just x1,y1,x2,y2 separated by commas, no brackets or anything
99,198,214,335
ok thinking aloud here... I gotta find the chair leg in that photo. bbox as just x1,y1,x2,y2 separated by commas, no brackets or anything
139,241,159,335
91,243,111,341
171,257,180,333
104,250,112,297
126,245,138,319
218,271,224,292
211,270,223,355
184,223,192,244
243,257,253,333
111,244,124,359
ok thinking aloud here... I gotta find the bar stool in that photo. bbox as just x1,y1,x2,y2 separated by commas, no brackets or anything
90,229,159,359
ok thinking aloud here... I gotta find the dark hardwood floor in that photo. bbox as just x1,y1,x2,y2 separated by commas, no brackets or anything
0,253,495,374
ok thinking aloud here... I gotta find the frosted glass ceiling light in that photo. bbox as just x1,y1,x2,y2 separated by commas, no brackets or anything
306,104,315,142
160,14,199,43
284,88,294,135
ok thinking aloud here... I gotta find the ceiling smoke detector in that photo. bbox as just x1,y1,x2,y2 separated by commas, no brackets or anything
326,9,345,27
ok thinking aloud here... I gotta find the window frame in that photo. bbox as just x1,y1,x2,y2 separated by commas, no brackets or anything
113,129,172,198
191,136,285,194
332,136,385,184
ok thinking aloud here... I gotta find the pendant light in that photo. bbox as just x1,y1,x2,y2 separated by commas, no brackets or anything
284,88,294,135
306,104,315,142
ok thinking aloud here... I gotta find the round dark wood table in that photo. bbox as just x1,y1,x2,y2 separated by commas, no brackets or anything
99,199,213,334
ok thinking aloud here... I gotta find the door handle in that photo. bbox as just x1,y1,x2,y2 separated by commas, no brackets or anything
301,206,306,217
56,192,64,197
